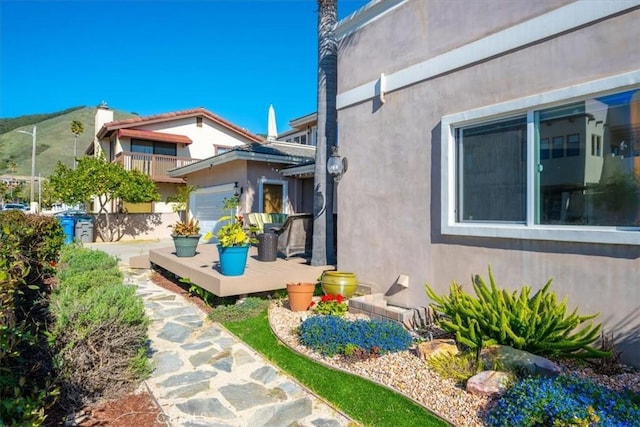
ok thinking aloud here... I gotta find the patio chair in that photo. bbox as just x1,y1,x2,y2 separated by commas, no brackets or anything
247,212,288,233
273,213,313,259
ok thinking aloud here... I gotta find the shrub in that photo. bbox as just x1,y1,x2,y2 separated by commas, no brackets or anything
57,268,122,294
0,210,63,426
0,210,64,286
299,315,412,356
208,297,269,323
57,246,118,281
50,247,150,407
486,375,640,426
426,351,487,385
425,267,608,359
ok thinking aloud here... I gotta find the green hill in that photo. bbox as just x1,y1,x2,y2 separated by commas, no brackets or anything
0,107,137,177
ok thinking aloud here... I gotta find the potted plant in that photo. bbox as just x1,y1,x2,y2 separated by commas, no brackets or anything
286,282,315,312
165,184,197,222
204,195,257,276
168,217,201,257
320,271,358,298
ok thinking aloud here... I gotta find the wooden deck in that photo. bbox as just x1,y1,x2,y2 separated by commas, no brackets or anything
149,244,334,297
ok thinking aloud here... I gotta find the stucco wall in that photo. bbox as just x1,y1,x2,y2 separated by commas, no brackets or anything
183,160,306,216
94,212,175,242
336,0,640,365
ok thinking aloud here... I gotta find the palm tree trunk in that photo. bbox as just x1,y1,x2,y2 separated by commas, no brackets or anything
312,0,338,266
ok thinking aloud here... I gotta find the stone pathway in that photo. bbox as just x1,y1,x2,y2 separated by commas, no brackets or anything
125,269,352,427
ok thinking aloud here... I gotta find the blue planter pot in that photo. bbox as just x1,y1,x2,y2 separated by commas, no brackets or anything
217,245,250,276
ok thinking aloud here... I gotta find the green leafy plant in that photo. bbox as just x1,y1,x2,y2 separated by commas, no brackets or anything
0,210,63,425
183,280,216,307
204,195,257,247
310,293,348,316
426,351,492,385
48,154,160,242
169,217,201,236
425,266,609,359
165,184,197,219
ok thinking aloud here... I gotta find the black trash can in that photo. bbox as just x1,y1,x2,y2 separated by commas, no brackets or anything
257,231,278,262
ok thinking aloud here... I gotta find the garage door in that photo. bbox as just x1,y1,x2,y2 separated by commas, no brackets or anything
189,183,236,243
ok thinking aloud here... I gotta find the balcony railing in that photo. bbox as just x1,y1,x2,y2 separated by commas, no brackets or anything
114,152,200,183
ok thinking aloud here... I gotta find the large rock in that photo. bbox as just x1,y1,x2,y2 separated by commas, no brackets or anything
481,345,562,377
417,339,459,361
466,370,512,396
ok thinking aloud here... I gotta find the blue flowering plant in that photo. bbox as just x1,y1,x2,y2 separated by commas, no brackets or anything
298,315,412,357
486,374,640,426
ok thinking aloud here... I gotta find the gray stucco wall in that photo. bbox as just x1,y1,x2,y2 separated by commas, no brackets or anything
336,0,640,365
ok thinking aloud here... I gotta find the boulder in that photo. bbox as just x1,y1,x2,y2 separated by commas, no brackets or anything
466,370,512,396
417,339,459,361
481,345,562,377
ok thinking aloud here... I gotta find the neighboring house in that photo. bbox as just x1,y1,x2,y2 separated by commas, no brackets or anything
168,140,316,238
334,0,640,366
88,104,263,238
279,113,318,146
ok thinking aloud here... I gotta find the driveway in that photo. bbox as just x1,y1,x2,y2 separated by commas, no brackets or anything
84,238,174,267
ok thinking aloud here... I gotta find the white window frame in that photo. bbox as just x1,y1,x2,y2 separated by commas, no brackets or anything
441,71,640,246
258,177,288,214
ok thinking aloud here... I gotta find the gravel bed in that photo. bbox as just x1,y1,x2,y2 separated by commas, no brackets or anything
268,303,640,427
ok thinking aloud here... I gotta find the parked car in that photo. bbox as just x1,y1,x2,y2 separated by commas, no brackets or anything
2,203,29,211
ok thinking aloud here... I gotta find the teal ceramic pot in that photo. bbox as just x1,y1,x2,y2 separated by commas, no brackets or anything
321,271,358,298
172,234,201,257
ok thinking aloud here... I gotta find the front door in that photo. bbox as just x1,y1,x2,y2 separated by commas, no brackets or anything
263,183,283,213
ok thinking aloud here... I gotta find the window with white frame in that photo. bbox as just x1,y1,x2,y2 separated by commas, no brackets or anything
215,145,232,155
442,79,640,245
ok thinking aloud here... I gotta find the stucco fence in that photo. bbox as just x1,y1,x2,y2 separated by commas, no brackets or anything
92,212,178,242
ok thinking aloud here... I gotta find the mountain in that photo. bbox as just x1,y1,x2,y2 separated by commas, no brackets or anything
0,107,137,177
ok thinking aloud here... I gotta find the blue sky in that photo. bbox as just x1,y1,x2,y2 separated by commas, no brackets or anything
0,0,368,135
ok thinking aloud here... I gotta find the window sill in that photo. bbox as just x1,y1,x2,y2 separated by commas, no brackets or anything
441,223,640,246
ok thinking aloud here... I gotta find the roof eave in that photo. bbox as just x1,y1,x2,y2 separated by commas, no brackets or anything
168,151,313,178
99,108,263,143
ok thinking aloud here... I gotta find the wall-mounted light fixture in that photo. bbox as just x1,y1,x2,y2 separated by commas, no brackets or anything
234,181,243,196
327,145,348,182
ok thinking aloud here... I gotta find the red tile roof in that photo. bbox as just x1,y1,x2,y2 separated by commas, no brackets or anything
100,107,263,143
117,129,192,144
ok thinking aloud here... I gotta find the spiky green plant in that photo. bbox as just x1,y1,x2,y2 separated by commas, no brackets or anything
425,267,609,359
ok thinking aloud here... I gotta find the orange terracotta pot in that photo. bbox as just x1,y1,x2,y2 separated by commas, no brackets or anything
286,282,315,312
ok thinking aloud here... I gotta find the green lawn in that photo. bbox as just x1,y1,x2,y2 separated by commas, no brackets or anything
223,310,449,427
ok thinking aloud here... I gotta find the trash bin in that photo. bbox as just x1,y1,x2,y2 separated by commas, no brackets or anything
257,231,278,262
58,215,75,244
74,215,94,243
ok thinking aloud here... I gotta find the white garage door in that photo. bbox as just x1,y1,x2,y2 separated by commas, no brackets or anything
189,183,236,243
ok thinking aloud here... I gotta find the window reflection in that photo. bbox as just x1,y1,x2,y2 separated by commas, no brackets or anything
538,89,640,226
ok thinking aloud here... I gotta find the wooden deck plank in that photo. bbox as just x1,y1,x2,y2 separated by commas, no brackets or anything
149,244,334,297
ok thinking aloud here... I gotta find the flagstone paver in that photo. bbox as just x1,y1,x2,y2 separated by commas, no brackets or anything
124,269,352,426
